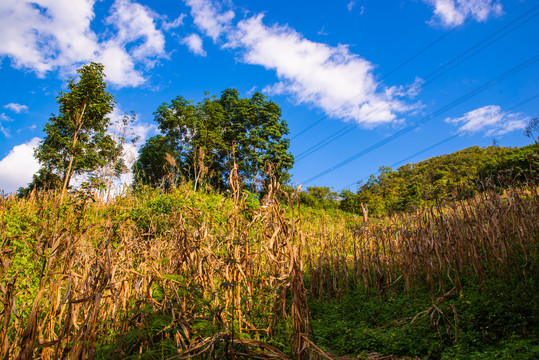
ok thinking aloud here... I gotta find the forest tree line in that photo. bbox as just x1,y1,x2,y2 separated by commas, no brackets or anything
18,62,539,210
19,63,294,198
302,143,539,217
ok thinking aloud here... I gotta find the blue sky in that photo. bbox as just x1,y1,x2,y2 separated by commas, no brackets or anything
0,0,538,194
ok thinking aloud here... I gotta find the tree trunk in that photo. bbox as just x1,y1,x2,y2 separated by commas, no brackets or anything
361,203,368,223
193,146,206,192
60,103,87,203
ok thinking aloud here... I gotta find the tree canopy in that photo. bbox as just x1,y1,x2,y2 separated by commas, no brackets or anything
134,89,294,192
339,144,539,217
22,62,121,198
298,144,539,217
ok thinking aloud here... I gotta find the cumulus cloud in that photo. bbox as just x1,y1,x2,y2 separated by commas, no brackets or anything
226,15,420,126
106,0,165,62
180,1,421,126
4,103,29,113
182,33,207,56
445,105,529,137
0,137,41,194
184,0,234,41
424,0,504,27
0,0,167,87
347,1,356,12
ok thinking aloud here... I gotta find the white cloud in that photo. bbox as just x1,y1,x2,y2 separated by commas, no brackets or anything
162,14,186,31
424,0,504,27
385,77,424,99
0,0,167,87
445,105,529,136
317,26,328,36
107,108,157,151
0,127,9,138
17,125,37,134
0,108,158,195
57,108,157,197
0,113,13,137
226,15,419,126
106,0,165,62
180,1,420,126
346,1,364,15
4,103,29,113
0,0,96,74
0,113,13,122
0,137,41,194
98,45,146,87
182,33,207,56
184,0,234,41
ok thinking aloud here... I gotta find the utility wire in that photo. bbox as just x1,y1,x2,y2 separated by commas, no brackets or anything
294,4,539,162
338,92,539,192
301,54,539,185
339,135,460,191
422,3,539,84
290,26,455,141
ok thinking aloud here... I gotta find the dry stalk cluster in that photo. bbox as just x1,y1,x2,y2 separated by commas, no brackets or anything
306,187,539,298
1,175,537,359
0,171,318,359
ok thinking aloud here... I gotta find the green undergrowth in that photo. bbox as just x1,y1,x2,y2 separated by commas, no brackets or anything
308,247,539,359
127,186,235,236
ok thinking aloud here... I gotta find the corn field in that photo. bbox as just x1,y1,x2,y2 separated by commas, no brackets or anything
305,187,539,299
0,173,538,359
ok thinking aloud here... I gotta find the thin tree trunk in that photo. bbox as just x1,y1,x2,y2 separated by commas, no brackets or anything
193,146,206,192
60,103,87,203
361,203,369,223
106,125,128,202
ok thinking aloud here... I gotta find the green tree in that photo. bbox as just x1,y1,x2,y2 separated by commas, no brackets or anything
338,144,539,217
135,89,294,192
133,135,180,189
27,62,118,200
298,186,339,209
217,89,294,189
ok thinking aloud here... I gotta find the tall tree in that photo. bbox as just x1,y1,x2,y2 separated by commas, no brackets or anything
135,89,294,192
29,62,118,200
218,89,294,189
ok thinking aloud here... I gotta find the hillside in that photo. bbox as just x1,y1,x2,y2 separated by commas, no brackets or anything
324,143,538,217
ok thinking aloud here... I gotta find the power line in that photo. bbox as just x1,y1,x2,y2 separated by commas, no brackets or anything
301,54,539,185
295,124,352,159
422,3,539,84
338,92,539,192
339,135,459,191
290,27,455,141
294,4,539,162
505,93,539,112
